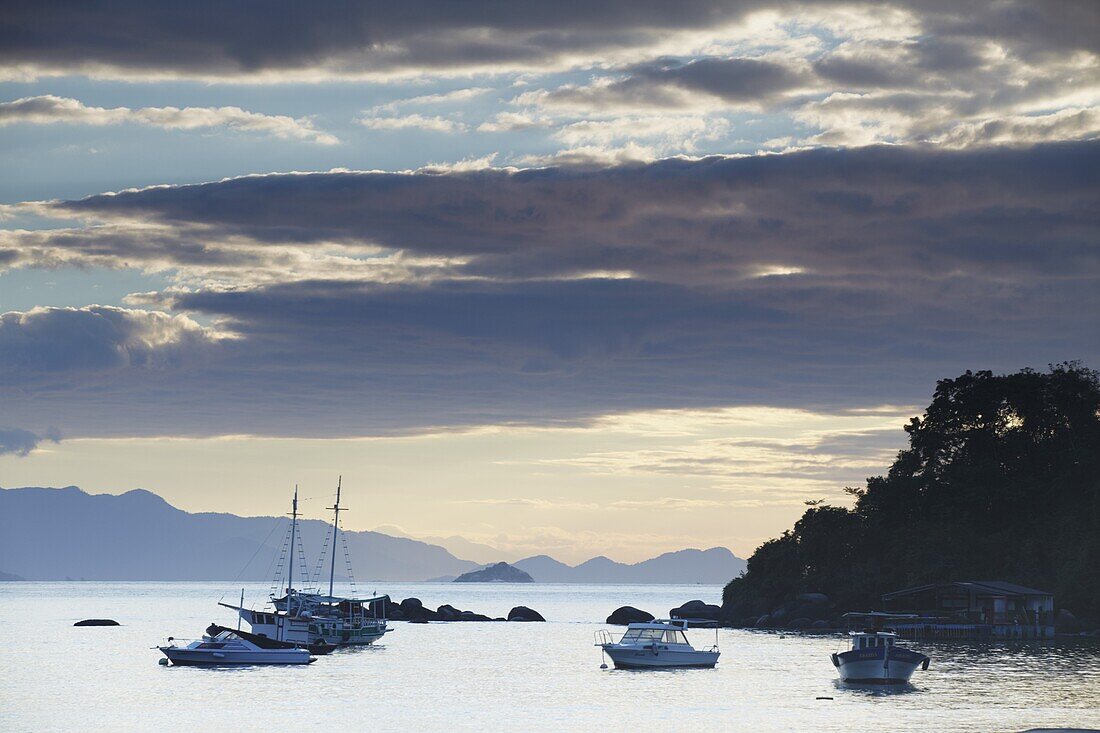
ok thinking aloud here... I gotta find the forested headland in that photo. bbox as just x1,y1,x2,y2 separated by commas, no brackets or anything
723,364,1100,626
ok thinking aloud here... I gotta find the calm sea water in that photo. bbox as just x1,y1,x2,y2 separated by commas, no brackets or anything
1,582,1098,732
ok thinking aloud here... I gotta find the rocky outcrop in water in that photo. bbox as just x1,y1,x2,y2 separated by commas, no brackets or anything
669,599,723,626
606,606,654,625
507,606,545,622
383,596,543,622
74,619,119,626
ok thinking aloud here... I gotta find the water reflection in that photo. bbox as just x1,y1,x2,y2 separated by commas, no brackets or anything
833,679,922,697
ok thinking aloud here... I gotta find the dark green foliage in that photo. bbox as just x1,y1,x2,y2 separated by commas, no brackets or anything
724,363,1100,619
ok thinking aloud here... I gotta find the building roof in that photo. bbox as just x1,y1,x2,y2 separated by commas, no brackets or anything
882,580,1051,600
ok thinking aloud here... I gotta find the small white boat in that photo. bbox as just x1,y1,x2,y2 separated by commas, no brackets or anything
159,630,314,666
831,613,929,684
595,619,720,669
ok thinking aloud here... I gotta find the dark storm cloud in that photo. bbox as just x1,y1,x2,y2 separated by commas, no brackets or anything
3,1,1096,80
914,0,1100,62
535,57,809,110
1,273,1093,439
0,427,59,457
0,0,778,79
3,142,1098,438
49,141,1100,285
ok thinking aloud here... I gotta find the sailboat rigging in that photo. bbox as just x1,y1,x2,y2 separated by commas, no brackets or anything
220,478,390,647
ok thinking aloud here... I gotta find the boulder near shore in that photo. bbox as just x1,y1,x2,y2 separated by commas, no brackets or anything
670,600,723,626
74,619,119,626
507,606,546,622
384,597,544,622
606,606,655,625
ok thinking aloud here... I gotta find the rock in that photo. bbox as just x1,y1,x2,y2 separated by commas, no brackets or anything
755,614,772,628
74,619,119,626
1056,609,1081,633
507,606,546,622
398,598,438,621
788,617,812,629
788,602,830,622
669,599,723,626
436,604,462,621
811,619,830,629
796,592,829,604
454,562,535,583
606,606,655,625
458,610,492,621
433,604,492,621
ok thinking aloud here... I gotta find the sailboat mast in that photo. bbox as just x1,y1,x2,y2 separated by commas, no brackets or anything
327,476,343,597
287,485,299,597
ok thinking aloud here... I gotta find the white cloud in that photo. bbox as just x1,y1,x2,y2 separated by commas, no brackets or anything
934,107,1100,148
374,87,493,112
358,112,467,133
477,110,552,132
0,95,338,144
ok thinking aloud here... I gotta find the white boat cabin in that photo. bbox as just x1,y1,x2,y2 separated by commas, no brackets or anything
618,623,692,646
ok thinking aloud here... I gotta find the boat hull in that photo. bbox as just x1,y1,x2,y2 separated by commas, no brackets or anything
159,647,313,666
832,647,928,684
603,645,719,669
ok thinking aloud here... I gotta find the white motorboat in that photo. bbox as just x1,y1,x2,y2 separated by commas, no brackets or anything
595,619,720,669
831,612,930,684
159,629,314,666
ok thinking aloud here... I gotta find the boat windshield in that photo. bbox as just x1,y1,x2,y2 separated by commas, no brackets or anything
854,635,894,649
621,628,665,643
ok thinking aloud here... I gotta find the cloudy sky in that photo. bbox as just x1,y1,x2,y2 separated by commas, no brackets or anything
1,1,1097,563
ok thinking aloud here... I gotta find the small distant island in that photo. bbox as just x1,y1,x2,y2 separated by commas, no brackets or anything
454,561,534,583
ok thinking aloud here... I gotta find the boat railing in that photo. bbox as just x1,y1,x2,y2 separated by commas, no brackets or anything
594,629,616,646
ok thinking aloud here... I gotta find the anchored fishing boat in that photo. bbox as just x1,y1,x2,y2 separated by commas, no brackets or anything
595,619,720,669
220,478,390,647
831,612,930,684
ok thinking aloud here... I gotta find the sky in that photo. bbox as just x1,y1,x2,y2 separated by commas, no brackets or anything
1,1,1098,564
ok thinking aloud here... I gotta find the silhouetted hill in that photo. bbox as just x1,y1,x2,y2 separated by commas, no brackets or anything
0,486,480,581
514,547,746,583
0,486,747,584
454,562,534,583
723,364,1100,621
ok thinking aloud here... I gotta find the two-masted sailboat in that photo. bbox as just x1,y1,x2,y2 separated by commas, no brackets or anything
220,478,391,647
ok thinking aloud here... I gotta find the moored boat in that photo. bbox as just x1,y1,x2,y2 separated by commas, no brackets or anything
220,479,391,648
159,629,314,666
831,612,930,684
595,618,720,669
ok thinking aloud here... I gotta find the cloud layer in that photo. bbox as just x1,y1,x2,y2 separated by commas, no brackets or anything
0,95,337,144
2,142,1097,438
4,1,1097,82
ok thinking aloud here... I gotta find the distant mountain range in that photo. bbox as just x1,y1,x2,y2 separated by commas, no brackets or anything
0,486,477,582
0,487,745,583
513,549,745,584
